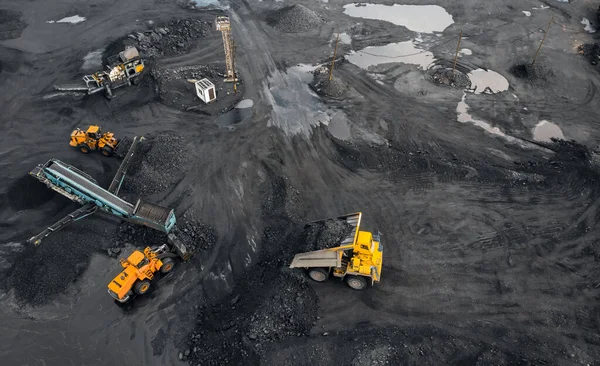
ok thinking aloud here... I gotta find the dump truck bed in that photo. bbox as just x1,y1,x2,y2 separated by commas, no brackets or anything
289,212,361,268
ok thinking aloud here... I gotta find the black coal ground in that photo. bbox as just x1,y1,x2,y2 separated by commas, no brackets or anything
3,0,600,365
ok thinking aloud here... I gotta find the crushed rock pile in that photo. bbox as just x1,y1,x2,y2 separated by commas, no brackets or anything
127,18,211,57
509,63,552,82
309,66,349,98
577,43,600,65
428,67,471,89
0,9,27,40
122,133,186,197
267,4,324,33
303,218,354,251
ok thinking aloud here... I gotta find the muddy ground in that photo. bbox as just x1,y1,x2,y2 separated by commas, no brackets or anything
2,0,600,365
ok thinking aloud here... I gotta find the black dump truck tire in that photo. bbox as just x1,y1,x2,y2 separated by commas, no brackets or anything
345,275,368,290
307,268,329,282
160,258,175,274
79,145,90,154
101,146,114,157
134,280,151,295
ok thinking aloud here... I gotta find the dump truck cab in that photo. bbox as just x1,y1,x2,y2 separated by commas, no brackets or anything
107,245,176,303
290,212,384,290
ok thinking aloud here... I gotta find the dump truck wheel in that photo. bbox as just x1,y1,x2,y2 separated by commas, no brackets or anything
307,268,329,282
79,145,90,154
134,280,151,295
160,258,175,274
101,146,114,157
345,275,367,290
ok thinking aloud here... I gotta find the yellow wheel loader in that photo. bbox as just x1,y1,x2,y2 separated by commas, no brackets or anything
107,244,178,303
69,125,120,157
290,212,383,290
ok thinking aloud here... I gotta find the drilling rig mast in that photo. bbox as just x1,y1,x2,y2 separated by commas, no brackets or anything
215,16,237,82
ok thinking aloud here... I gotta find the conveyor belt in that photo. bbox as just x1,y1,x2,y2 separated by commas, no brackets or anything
47,161,134,214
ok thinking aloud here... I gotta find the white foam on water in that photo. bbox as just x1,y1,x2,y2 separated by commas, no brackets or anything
467,69,509,94
582,18,596,33
457,93,515,141
82,49,103,70
459,48,472,56
346,40,435,70
533,120,564,142
47,15,86,24
235,99,254,109
523,11,532,17
342,4,454,33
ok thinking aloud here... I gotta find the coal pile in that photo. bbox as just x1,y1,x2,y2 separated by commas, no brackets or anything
303,218,354,251
267,4,324,33
170,219,217,253
122,133,186,197
309,66,348,98
0,9,27,40
577,43,600,65
428,67,471,88
127,18,211,57
509,63,552,82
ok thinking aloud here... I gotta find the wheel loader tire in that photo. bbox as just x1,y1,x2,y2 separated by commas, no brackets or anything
134,280,151,295
160,258,175,274
101,146,114,157
345,275,368,290
307,268,329,282
79,145,90,154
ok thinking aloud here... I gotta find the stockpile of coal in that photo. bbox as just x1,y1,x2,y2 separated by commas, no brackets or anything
0,9,27,40
122,133,186,197
267,5,324,33
309,66,348,98
577,43,600,65
509,62,552,81
428,67,471,88
127,18,211,57
303,218,354,251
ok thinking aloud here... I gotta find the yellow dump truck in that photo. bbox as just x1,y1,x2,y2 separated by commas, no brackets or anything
290,212,383,290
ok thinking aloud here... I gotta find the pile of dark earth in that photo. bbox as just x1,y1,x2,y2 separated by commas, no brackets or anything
309,66,349,98
267,4,324,33
180,168,324,365
0,9,27,40
428,67,471,89
126,18,211,57
0,221,113,305
509,62,553,82
303,218,354,251
121,133,187,197
577,43,600,65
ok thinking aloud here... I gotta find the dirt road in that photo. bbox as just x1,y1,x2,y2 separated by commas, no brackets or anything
1,0,600,365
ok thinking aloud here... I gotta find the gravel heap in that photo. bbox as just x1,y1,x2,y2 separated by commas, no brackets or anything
0,9,27,40
303,218,354,251
578,43,600,65
267,4,324,33
428,67,471,89
309,66,348,98
122,133,186,197
509,63,552,82
127,18,211,57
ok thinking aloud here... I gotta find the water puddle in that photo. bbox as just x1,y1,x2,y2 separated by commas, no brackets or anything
266,64,330,136
457,93,515,141
326,112,351,140
581,18,596,34
335,32,352,45
346,40,434,70
192,0,227,8
47,15,86,24
466,69,509,94
235,99,254,109
82,49,104,70
523,11,531,17
342,3,454,33
216,106,253,128
533,120,564,142
459,48,472,56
